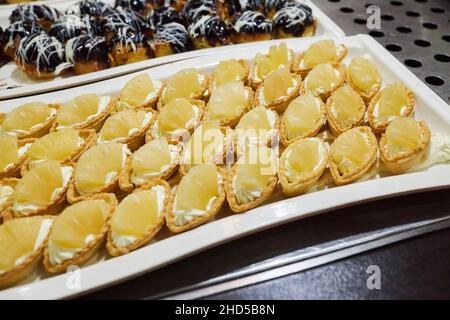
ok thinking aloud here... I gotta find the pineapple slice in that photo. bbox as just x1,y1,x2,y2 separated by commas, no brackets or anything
15,160,66,208
164,69,203,103
255,53,277,79
213,59,245,87
99,109,149,142
75,143,127,195
330,128,372,176
176,164,219,212
236,106,272,131
348,57,381,96
50,199,110,250
0,216,49,272
385,117,422,157
131,138,172,178
304,63,341,97
302,40,342,69
329,85,365,129
376,83,410,122
263,68,294,104
207,81,247,121
1,102,52,134
111,188,161,237
120,74,155,107
158,98,195,133
0,136,19,172
57,94,107,128
287,139,321,179
268,43,290,67
27,128,80,164
283,94,323,140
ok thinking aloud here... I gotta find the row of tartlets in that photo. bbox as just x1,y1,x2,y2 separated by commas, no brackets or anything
0,40,449,289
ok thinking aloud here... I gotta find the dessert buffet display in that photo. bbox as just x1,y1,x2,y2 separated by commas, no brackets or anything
0,37,449,294
0,0,316,81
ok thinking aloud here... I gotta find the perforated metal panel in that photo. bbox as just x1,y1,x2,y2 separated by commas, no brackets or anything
315,0,450,104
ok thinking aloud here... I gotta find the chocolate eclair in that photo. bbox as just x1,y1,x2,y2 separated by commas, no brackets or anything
148,6,186,28
66,34,110,74
188,15,233,49
102,7,147,41
115,0,152,16
273,3,315,38
2,20,42,58
153,22,192,57
233,10,272,43
48,15,88,43
10,4,60,31
66,0,114,20
109,28,153,66
216,0,264,23
182,0,216,23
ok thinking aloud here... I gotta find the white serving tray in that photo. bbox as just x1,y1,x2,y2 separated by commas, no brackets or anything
1,34,449,300
0,0,344,100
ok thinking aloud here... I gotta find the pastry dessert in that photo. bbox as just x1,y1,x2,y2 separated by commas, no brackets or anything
15,34,69,79
0,178,19,222
188,15,233,49
0,136,33,179
226,145,278,213
68,142,130,203
300,62,346,101
180,120,229,175
380,117,431,174
66,0,114,20
10,4,60,31
347,57,382,102
11,160,73,217
116,73,164,110
280,93,326,146
233,11,272,43
153,22,192,57
254,68,301,113
43,193,117,274
161,68,207,105
2,20,42,58
209,59,250,91
368,83,415,133
251,42,294,89
101,7,147,41
107,179,170,255
48,14,88,43
295,40,347,77
166,164,226,233
182,0,216,24
326,84,366,136
115,0,152,16
0,102,57,139
234,105,279,155
263,0,292,18
22,128,96,173
149,98,204,143
55,93,113,131
273,3,315,38
119,138,180,191
216,0,263,23
109,28,153,66
0,216,53,289
206,81,253,127
279,137,328,196
329,126,378,185
148,6,186,29
97,108,156,151
66,35,110,74
153,0,187,12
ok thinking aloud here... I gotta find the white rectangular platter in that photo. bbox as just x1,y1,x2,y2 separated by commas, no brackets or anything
0,0,345,100
0,34,449,300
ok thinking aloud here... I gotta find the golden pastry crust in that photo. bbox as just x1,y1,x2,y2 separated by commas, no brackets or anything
0,178,19,223
119,144,181,192
346,63,382,103
225,163,278,213
294,44,348,78
0,215,55,289
275,19,317,39
253,74,302,113
380,120,431,174
106,180,171,256
329,127,378,185
20,129,97,176
0,104,58,140
43,193,117,274
280,97,326,147
99,108,157,152
15,61,63,80
368,86,415,134
116,81,166,111
208,59,250,92
205,86,253,128
52,98,115,133
278,138,329,196
146,99,205,145
73,60,110,75
300,63,346,101
11,162,75,218
233,33,272,45
0,138,34,180
166,168,227,233
109,45,153,67
326,86,366,136
250,49,295,90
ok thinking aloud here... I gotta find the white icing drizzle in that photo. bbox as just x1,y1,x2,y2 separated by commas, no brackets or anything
234,11,272,34
154,22,189,53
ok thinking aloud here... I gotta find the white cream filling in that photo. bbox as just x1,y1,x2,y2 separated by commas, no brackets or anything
112,185,166,248
57,96,111,130
131,144,179,185
2,108,57,136
152,104,200,139
408,133,450,172
232,175,262,205
173,174,222,227
0,185,14,207
258,79,298,106
98,111,154,144
117,80,163,110
48,233,96,266
3,143,32,171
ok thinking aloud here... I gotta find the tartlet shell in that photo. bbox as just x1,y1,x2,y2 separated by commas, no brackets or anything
294,44,348,78
300,63,346,102
0,138,34,179
116,81,166,111
208,59,251,92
